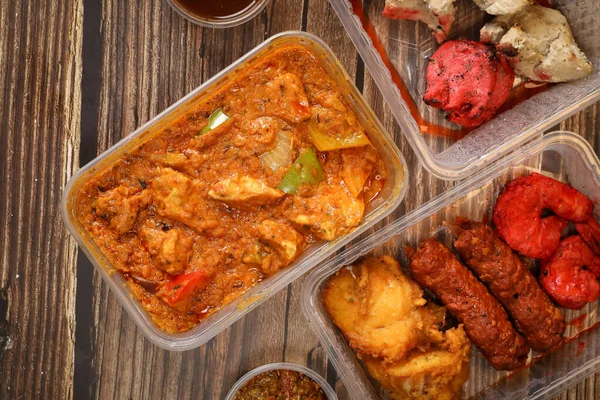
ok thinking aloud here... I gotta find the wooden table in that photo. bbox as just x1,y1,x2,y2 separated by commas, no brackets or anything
1,0,598,398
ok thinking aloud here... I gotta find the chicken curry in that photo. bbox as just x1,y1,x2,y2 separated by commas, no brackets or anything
75,44,387,333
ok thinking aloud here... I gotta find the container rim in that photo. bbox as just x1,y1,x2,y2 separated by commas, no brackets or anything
61,30,408,351
301,130,600,400
166,0,270,29
224,362,337,400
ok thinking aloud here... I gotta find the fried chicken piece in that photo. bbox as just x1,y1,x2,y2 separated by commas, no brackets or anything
365,326,471,400
322,256,446,363
480,5,593,82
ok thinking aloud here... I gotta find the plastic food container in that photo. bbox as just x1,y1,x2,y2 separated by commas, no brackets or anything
302,131,600,399
166,0,269,28
61,31,407,351
328,0,600,180
224,362,337,400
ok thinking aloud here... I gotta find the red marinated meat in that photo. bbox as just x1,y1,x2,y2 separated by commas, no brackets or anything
540,236,600,310
454,219,565,352
424,39,515,128
408,238,530,370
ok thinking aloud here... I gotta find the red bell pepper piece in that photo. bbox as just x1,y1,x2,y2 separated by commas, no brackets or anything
163,271,210,306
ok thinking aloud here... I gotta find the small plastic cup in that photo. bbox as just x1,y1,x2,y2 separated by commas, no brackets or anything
166,0,269,28
225,362,337,399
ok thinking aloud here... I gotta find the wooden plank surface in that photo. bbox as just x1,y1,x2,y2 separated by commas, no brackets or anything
0,0,599,399
0,0,83,399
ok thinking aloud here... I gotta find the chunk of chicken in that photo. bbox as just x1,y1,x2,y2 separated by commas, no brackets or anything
95,185,149,234
288,183,365,241
138,219,194,275
150,168,218,233
148,150,210,173
364,327,471,400
242,241,267,265
472,0,532,16
480,5,593,82
257,219,304,268
233,117,280,155
263,73,311,124
208,174,285,210
341,147,376,199
383,0,456,43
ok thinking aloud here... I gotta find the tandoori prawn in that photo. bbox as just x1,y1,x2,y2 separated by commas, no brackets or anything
493,173,594,259
539,236,600,309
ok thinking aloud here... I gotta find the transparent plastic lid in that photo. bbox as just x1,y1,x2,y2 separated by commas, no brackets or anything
303,132,600,399
328,0,600,180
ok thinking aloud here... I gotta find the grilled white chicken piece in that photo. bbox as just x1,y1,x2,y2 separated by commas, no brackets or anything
481,5,593,82
472,0,532,15
383,0,457,43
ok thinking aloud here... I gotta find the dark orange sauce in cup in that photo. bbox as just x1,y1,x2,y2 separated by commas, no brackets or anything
173,0,257,19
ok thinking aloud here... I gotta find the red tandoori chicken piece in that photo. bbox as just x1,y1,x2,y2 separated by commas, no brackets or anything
424,40,515,128
539,236,600,310
493,173,594,259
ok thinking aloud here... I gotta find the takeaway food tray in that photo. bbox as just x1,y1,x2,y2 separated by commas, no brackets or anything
61,31,407,351
302,132,600,399
328,0,600,180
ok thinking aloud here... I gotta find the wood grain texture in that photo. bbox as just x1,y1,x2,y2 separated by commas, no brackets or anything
0,0,599,399
0,0,83,399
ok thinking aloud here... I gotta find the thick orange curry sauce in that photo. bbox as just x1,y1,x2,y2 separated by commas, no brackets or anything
75,45,386,333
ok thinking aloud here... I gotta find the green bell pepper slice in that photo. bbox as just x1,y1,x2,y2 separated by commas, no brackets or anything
278,148,324,195
199,108,229,135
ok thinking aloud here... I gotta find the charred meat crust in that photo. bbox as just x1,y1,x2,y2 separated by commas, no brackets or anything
408,238,530,370
453,219,566,352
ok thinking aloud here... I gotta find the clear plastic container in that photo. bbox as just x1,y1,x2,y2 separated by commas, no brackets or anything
224,362,337,400
302,131,600,399
61,31,407,351
166,0,269,28
328,0,600,180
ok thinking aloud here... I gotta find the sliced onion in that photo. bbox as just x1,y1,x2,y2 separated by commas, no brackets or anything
260,130,293,172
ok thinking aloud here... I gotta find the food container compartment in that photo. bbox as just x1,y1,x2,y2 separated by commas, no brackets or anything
61,31,407,351
224,362,337,400
329,0,600,180
302,131,600,399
